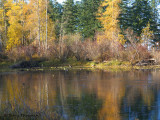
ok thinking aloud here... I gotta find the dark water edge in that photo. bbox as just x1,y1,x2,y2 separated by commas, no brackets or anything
0,69,160,119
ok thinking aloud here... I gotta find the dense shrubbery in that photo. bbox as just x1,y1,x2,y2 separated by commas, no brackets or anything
5,32,153,65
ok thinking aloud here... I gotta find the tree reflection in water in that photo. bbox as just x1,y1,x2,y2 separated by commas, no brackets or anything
0,70,159,119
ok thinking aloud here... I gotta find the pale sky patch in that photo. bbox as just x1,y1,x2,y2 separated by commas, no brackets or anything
57,0,80,4
57,0,66,4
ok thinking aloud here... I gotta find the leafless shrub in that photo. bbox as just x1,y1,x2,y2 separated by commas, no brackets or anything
68,34,84,61
7,45,38,62
124,29,151,63
151,50,160,64
79,38,112,62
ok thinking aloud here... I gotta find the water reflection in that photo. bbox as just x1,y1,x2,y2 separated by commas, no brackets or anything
0,70,160,119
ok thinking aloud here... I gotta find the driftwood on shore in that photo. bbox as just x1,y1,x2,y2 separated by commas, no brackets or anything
134,58,156,66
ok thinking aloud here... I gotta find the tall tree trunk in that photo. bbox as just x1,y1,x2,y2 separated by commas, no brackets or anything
21,0,24,45
3,6,7,46
37,0,41,50
45,0,48,51
59,22,63,59
0,32,2,51
59,14,65,60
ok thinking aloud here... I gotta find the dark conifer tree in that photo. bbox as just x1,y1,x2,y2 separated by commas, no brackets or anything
119,0,132,31
77,0,101,39
63,0,77,34
119,0,159,41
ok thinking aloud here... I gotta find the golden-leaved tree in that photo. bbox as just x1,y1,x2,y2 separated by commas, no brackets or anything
6,0,27,51
97,0,125,45
5,0,55,52
26,0,55,50
0,1,4,47
140,23,153,48
0,0,8,47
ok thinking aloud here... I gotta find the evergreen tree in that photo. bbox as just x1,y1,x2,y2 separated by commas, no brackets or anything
150,0,160,42
119,0,159,41
118,0,132,31
48,0,62,22
77,0,101,39
62,0,76,34
48,0,63,39
131,0,155,36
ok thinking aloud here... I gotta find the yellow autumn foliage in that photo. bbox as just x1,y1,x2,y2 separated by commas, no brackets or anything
97,0,122,44
6,1,23,50
5,0,55,51
118,34,126,45
0,8,4,32
25,0,55,46
140,22,153,45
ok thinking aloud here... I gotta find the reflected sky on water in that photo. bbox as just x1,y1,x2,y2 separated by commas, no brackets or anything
0,69,160,120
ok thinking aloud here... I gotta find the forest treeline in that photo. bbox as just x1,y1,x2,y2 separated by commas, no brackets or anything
0,0,160,63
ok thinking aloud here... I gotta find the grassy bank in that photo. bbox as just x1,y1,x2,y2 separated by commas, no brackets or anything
1,58,160,73
36,59,132,71
39,59,160,71
0,61,14,72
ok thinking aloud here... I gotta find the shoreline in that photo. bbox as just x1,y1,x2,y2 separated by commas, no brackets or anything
0,60,160,73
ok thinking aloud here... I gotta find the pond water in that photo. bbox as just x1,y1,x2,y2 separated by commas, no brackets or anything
0,69,160,120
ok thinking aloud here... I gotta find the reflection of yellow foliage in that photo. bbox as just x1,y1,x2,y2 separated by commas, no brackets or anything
6,78,23,109
1,74,57,112
142,88,154,110
97,78,125,120
99,93,120,120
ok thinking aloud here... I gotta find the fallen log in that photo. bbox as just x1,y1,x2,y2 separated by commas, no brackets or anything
134,58,156,66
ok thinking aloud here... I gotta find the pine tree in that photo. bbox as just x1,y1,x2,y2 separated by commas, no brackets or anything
131,0,153,36
48,0,63,39
48,0,62,22
119,0,159,42
62,0,76,34
150,0,160,42
77,0,101,39
118,0,132,31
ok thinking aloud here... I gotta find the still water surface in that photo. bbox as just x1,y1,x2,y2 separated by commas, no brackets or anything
0,69,160,120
